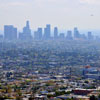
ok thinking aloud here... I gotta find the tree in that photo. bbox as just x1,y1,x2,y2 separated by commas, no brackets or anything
90,95,97,100
98,94,100,100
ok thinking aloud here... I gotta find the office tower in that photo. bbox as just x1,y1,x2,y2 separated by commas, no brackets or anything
43,24,51,39
4,25,17,40
80,34,87,40
59,33,65,39
74,27,80,39
34,31,38,39
0,35,3,40
34,28,42,40
87,32,93,40
38,28,42,39
23,21,32,40
44,28,47,39
66,30,73,40
19,21,32,40
19,32,24,40
54,27,58,39
95,36,100,41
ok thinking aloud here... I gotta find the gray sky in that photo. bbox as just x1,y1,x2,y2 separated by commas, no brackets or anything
0,0,100,30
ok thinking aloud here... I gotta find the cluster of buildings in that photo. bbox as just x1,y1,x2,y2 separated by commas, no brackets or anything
83,66,100,80
0,21,99,41
0,65,100,100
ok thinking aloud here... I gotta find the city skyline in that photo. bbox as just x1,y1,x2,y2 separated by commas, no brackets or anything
1,21,99,41
0,0,100,30
1,21,100,36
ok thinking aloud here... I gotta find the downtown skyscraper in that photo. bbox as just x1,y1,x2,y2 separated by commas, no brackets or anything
54,27,58,39
44,24,51,39
4,25,17,40
19,21,32,40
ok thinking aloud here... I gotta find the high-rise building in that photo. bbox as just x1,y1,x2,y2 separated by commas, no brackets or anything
80,34,87,40
19,21,32,40
4,25,17,40
0,35,3,40
54,27,58,39
34,28,42,40
38,28,42,39
66,30,73,40
43,24,51,39
74,27,80,39
87,32,93,40
34,31,38,39
59,33,65,39
95,36,100,41
19,32,24,40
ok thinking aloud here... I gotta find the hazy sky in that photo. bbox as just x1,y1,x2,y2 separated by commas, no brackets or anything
0,0,100,30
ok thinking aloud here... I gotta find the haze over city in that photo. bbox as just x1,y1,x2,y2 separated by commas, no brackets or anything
0,0,100,100
0,0,100,30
